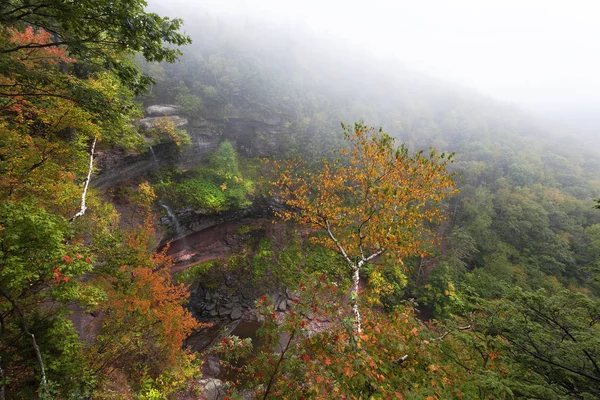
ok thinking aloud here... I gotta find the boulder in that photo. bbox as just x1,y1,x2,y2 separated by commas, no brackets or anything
278,299,287,312
218,307,231,317
205,355,221,376
230,307,242,320
197,378,226,400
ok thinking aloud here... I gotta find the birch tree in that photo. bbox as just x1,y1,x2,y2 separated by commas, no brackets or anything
270,121,456,332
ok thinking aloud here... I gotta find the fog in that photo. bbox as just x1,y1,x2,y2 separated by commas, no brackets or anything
149,0,600,136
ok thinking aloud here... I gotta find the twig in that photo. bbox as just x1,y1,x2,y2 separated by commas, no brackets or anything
437,325,472,341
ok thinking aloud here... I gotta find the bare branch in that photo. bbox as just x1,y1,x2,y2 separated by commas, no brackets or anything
325,219,355,268
437,325,472,341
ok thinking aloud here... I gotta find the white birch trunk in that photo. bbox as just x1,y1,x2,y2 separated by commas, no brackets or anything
352,265,362,334
70,136,97,222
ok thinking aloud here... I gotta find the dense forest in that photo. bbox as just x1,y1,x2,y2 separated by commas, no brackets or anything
1,1,600,399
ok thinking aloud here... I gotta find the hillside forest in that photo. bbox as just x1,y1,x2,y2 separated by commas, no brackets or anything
1,1,600,399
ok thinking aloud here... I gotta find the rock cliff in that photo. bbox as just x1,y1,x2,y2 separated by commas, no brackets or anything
93,105,290,189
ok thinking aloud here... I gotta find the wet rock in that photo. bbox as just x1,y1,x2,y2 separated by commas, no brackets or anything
278,300,287,312
197,378,226,400
286,288,298,300
209,309,218,317
225,277,237,287
218,307,231,316
160,217,171,225
205,355,221,376
196,302,207,310
224,302,236,309
205,303,216,311
230,307,242,320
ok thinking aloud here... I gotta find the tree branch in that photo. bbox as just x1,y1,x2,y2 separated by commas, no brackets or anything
527,306,600,376
324,219,354,268
0,290,47,390
437,325,472,341
263,330,296,400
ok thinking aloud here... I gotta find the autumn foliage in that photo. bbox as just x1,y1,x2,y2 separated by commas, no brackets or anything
87,187,198,381
240,275,496,399
89,255,198,376
270,121,456,331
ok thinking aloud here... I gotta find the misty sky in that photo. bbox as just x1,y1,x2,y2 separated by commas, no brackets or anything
155,0,600,117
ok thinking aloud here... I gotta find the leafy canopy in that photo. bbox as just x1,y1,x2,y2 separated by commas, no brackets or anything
0,0,191,94
271,121,456,267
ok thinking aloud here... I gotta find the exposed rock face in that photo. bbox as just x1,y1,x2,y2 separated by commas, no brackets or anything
138,115,188,130
92,106,290,241
93,110,290,189
169,197,283,241
93,141,175,189
178,117,290,168
145,104,181,116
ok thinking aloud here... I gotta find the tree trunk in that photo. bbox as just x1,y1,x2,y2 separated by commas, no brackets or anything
352,265,362,334
29,333,47,390
70,136,96,222
0,356,5,400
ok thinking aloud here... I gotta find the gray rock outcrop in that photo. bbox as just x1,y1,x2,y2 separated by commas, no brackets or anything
197,378,226,400
146,104,181,116
93,109,290,190
138,115,188,130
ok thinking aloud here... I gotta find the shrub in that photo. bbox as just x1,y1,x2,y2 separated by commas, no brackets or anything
156,141,253,212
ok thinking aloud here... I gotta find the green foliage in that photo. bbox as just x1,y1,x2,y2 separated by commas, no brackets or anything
172,81,203,115
170,178,228,210
235,275,509,399
137,354,201,400
0,202,96,396
251,238,276,280
145,118,192,152
479,289,600,399
1,0,191,95
415,264,466,319
156,141,253,211
0,0,195,394
173,260,219,285
250,230,350,289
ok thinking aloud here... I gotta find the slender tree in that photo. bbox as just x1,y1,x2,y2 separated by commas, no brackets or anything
270,121,456,332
